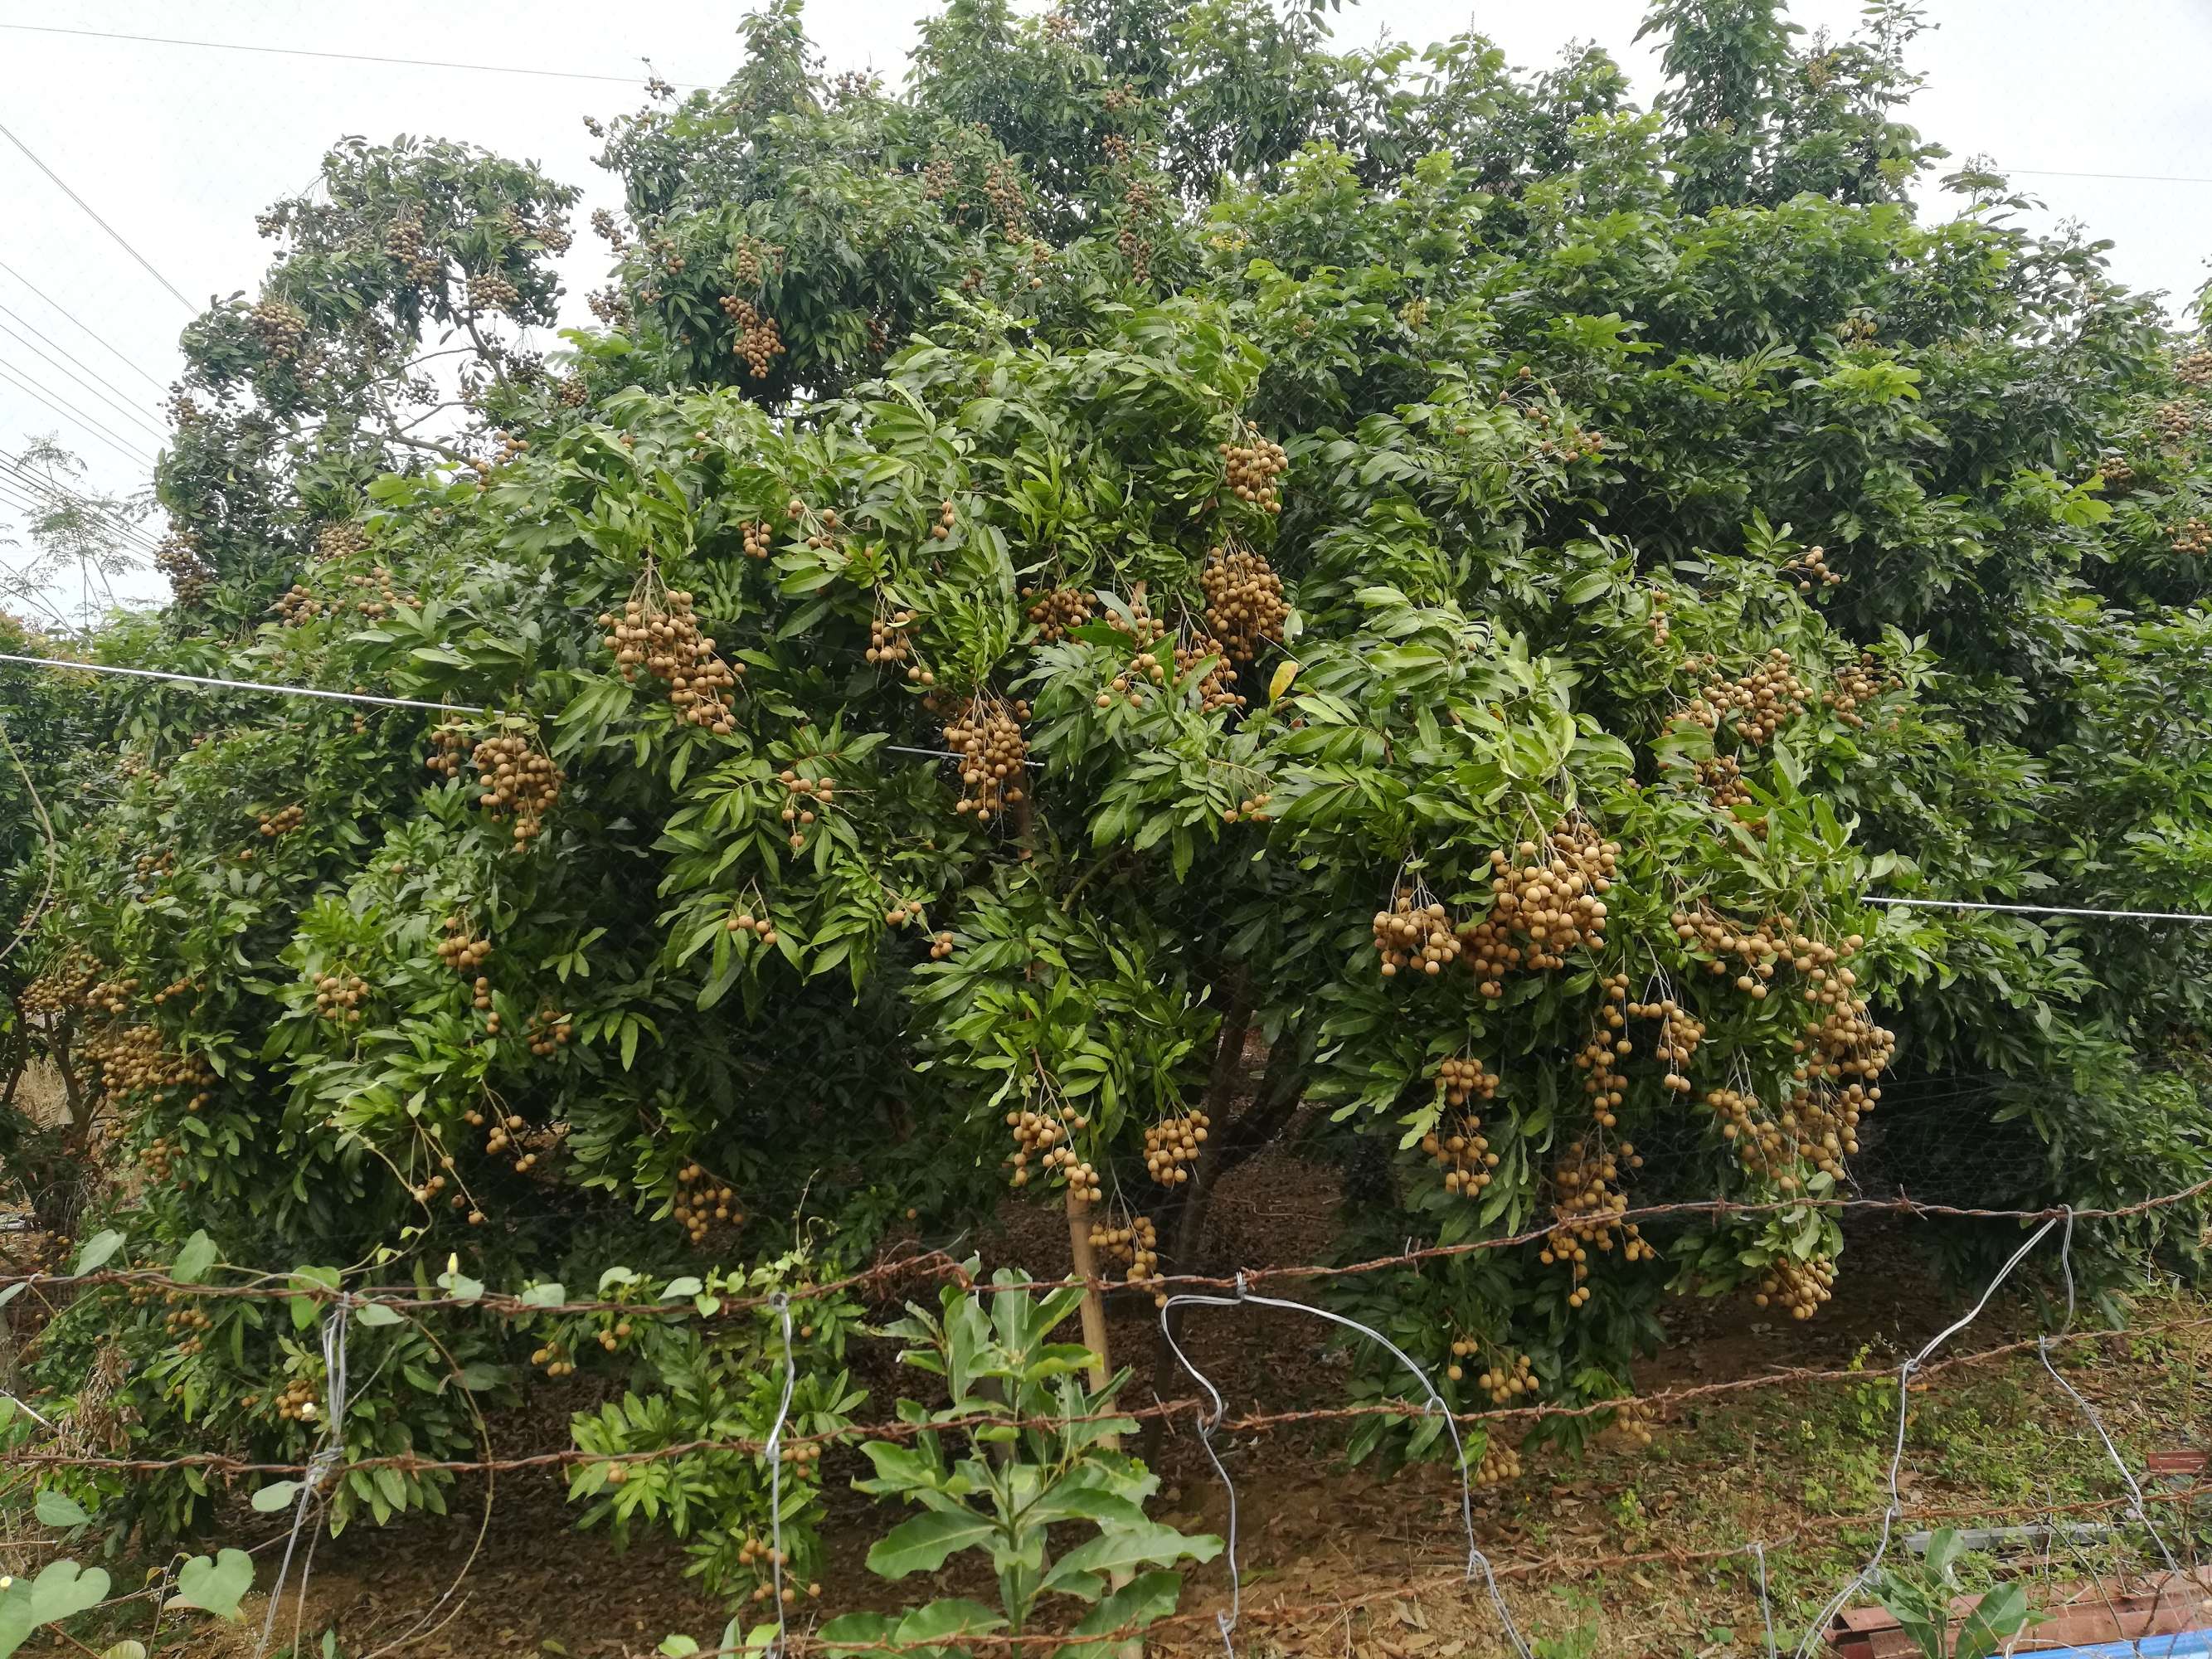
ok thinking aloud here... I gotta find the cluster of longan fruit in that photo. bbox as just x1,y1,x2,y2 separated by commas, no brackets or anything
673,1163,741,1245
1176,635,1248,713
142,1134,179,1184
1006,1104,1094,1195
1373,890,1459,980
531,1344,577,1378
1220,786,1271,823
1448,1344,1533,1406
471,732,563,843
735,1537,820,1607
526,1008,573,1056
1576,977,1632,1117
884,898,952,961
1609,1399,1657,1449
1422,1117,1496,1198
163,1297,213,1355
600,584,743,733
1647,591,1670,648
1539,1137,1649,1309
944,697,1028,820
1439,1055,1497,1109
2096,455,2137,490
868,610,915,668
2174,518,2211,556
593,1317,637,1354
2179,348,2212,388
1700,1085,1796,1179
1782,546,1841,591
1694,754,1753,812
739,519,773,560
1462,825,1616,980
1473,1440,1524,1487
274,1378,322,1422
2156,401,2199,443
1024,586,1095,642
1088,1213,1160,1292
1529,408,1607,462
1142,1112,1208,1185
717,296,786,380
85,973,139,1017
435,917,493,975
407,1170,455,1205
466,270,522,314
257,804,305,837
724,907,780,949
384,211,442,285
775,768,834,849
250,299,310,361
1756,1256,1835,1321
1200,544,1287,661
313,971,367,1024
1826,654,1898,730
928,498,958,542
82,1024,215,1111
1672,650,1811,746
730,236,781,288
20,949,99,1018
1100,640,1168,709
1220,434,1287,513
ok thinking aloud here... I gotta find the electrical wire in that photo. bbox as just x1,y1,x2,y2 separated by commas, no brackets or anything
0,314,168,441
0,259,171,393
0,651,487,714
0,361,158,468
0,119,197,314
0,22,706,91
1866,896,2212,924
0,455,162,553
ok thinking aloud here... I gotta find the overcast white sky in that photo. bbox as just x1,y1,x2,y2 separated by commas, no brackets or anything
2,0,2208,613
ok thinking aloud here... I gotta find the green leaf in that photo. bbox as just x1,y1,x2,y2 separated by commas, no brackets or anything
28,1559,110,1623
170,1549,254,1621
72,1230,124,1276
1040,1523,1219,1594
661,1277,703,1299
1060,1572,1186,1657
864,1509,999,1579
33,1490,90,1528
172,1231,216,1285
252,1481,302,1512
99,1643,148,1659
354,1301,403,1329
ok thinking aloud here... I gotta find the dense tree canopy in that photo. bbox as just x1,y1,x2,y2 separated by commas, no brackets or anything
5,0,2212,1637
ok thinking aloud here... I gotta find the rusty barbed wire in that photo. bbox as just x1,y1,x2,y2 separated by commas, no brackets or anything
3,1306,2200,1478
8,1179,2209,1317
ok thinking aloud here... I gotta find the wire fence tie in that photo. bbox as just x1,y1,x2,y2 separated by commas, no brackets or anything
763,1292,798,1659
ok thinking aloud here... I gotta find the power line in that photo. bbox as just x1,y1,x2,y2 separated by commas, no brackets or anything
0,651,488,714
0,456,160,554
1865,895,2212,924
0,361,158,469
2009,167,2212,186
0,22,704,90
0,118,197,314
0,304,168,440
0,260,171,393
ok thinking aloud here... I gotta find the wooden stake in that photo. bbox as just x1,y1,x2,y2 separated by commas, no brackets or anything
1064,1186,1116,1417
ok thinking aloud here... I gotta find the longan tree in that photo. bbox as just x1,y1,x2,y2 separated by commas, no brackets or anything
7,0,2212,1623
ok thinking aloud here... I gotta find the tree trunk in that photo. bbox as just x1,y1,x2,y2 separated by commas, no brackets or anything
1139,1026,1305,1465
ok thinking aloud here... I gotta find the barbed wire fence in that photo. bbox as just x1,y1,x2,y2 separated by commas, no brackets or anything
0,1179,2209,1656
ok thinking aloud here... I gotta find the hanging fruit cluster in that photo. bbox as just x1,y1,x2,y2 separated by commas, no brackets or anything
19,949,100,1019
162,1295,213,1356
1646,591,1671,647
1141,1111,1208,1186
1005,1103,1099,1199
2173,518,2211,556
1088,1211,1160,1294
1372,888,1460,980
1174,635,1248,713
1782,546,1842,591
2156,401,2199,442
314,521,367,562
469,732,563,844
1577,977,1632,1120
868,608,916,669
741,520,773,559
153,533,215,606
531,1343,576,1379
1461,824,1617,985
2096,455,2137,490
82,1024,215,1112
673,1163,741,1246
1199,543,1287,662
313,971,367,1024
525,1008,573,1056
1219,431,1288,513
1473,1439,1524,1487
1539,1136,1649,1309
465,270,521,314
424,721,469,780
1670,650,1811,745
1023,586,1095,642
141,1134,179,1185
717,295,787,380
256,804,305,838
600,568,743,732
1420,1103,1496,1199
1439,1054,1497,1109
944,695,1028,820
250,299,310,362
274,1379,321,1423
1447,1343,1534,1407
384,210,442,284
724,907,780,949
776,768,834,850
1825,654,1898,729
1756,1255,1835,1320
729,236,783,288
1693,755,1753,812
435,917,493,975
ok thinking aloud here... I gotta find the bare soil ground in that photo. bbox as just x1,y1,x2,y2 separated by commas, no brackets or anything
13,1142,2212,1658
